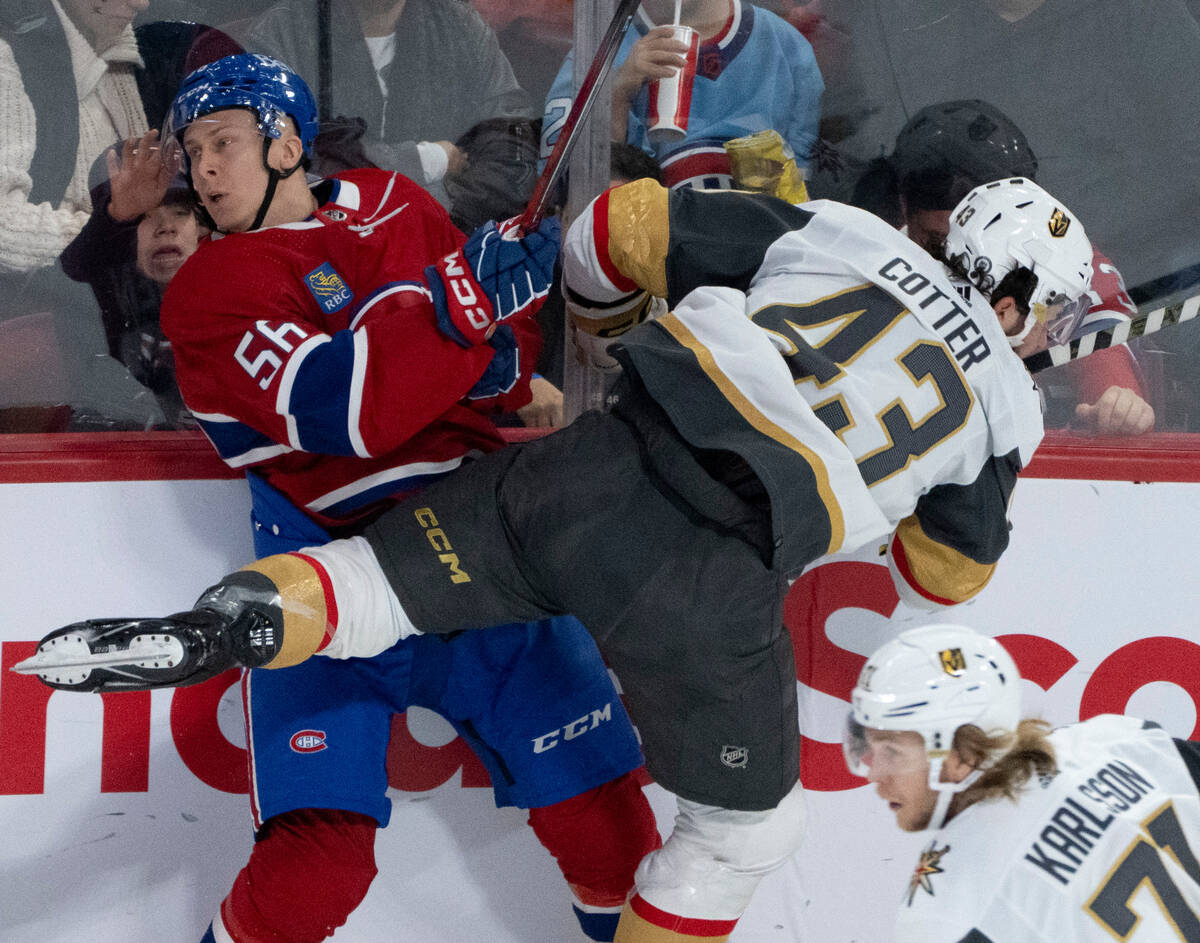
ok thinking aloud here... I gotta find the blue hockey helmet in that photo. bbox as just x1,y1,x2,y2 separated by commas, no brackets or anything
165,53,319,161
163,54,318,233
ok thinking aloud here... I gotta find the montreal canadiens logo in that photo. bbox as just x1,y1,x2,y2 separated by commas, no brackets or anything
290,729,328,753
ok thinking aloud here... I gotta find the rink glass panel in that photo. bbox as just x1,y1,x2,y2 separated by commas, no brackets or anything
0,0,1197,450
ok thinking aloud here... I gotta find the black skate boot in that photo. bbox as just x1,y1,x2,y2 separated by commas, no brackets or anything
11,571,284,692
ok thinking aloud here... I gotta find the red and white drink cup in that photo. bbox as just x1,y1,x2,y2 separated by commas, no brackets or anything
646,25,699,143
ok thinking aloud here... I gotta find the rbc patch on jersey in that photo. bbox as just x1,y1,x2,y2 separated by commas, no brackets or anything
305,263,354,314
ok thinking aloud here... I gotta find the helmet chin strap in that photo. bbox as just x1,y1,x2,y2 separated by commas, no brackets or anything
925,765,983,831
1006,308,1038,349
247,135,304,232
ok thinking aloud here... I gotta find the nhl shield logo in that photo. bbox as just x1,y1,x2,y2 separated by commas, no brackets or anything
1048,208,1072,237
721,745,749,769
939,647,966,676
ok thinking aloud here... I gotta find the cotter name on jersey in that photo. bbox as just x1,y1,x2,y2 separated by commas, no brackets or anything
1022,759,1157,886
878,257,993,372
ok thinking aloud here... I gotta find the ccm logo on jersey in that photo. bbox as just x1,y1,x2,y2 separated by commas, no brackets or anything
440,254,492,334
414,507,471,584
532,703,614,753
290,729,328,753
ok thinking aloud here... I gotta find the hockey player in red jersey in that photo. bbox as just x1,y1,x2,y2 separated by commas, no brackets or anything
49,54,661,943
19,174,1095,941
846,623,1200,941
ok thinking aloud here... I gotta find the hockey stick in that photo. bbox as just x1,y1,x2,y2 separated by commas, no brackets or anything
516,0,642,233
316,0,332,122
1023,291,1200,374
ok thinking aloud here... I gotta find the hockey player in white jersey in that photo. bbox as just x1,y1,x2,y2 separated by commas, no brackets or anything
18,177,1093,942
846,623,1200,942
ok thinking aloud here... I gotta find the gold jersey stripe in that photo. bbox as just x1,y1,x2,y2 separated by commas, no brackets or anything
895,515,996,604
658,312,846,556
242,554,329,668
605,177,671,300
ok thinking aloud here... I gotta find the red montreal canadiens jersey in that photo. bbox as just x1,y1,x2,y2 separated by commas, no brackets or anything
162,169,538,524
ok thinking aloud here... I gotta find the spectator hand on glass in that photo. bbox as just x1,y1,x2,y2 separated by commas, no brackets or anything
106,130,173,224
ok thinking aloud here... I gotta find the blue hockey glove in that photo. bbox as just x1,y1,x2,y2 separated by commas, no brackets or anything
466,324,520,400
427,215,561,348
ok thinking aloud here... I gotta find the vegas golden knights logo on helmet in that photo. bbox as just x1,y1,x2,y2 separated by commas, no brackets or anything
1048,208,1071,238
939,647,966,675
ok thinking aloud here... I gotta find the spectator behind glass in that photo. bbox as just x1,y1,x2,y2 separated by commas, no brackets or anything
806,0,1200,297
0,0,147,281
61,142,203,428
851,99,1155,437
226,0,536,219
0,1,236,429
470,0,573,110
540,0,823,191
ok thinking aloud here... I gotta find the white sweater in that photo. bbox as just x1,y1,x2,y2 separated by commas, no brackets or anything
0,0,147,275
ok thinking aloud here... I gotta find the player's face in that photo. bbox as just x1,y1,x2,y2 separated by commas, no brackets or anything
905,209,952,255
994,297,1051,358
861,729,940,832
136,202,201,285
182,110,274,233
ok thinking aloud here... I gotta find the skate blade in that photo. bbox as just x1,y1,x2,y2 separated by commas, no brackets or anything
11,632,186,687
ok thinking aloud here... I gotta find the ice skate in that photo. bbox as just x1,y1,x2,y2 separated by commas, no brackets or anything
10,610,247,692
11,570,287,693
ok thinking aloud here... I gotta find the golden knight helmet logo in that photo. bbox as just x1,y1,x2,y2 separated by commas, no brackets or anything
1048,208,1072,238
939,647,966,676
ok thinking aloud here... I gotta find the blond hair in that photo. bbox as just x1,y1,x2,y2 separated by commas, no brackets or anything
953,718,1057,809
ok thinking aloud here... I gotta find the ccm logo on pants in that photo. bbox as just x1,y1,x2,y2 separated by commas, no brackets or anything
532,704,615,753
413,507,472,584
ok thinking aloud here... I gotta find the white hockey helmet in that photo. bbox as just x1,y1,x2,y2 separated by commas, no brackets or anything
844,624,1022,792
943,177,1094,346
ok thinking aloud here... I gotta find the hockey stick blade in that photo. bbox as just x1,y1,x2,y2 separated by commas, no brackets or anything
1023,292,1200,374
517,0,641,233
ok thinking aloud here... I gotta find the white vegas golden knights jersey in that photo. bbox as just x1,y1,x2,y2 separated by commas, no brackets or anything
896,715,1200,943
563,179,1043,601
